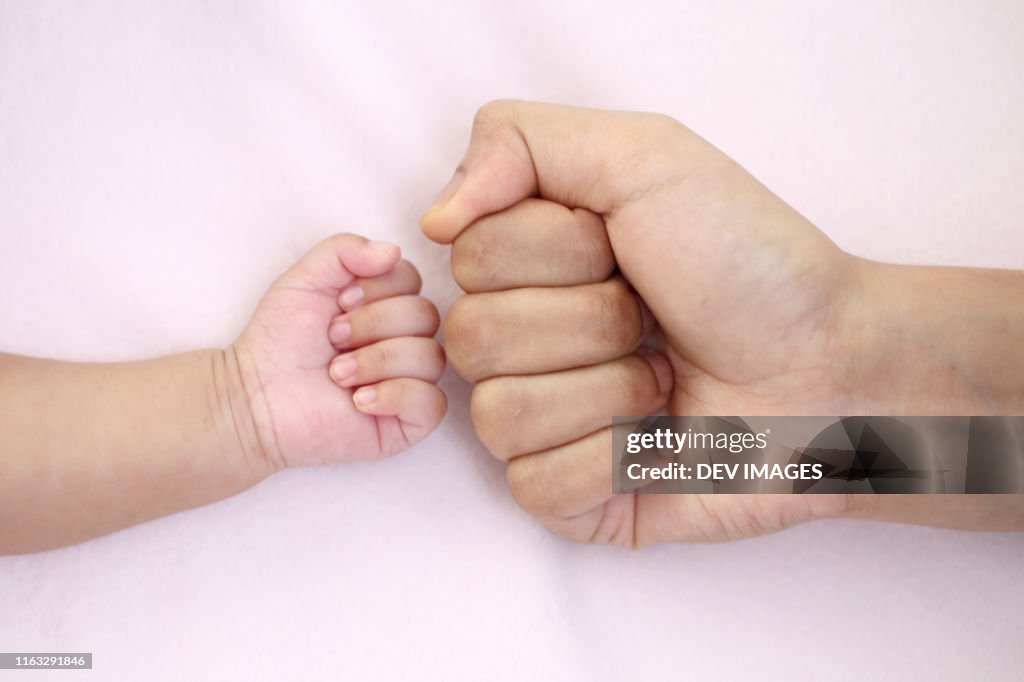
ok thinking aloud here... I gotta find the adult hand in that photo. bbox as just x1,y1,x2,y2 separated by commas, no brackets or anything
421,101,1024,546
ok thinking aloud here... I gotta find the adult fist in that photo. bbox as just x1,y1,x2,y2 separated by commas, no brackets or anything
422,101,869,546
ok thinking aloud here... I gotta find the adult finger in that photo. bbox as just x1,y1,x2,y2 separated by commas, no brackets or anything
445,278,651,382
451,198,614,292
470,351,672,460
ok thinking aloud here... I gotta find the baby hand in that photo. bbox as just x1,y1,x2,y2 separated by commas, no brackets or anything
230,234,446,470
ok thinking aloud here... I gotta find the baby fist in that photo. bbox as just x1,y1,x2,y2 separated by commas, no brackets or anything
230,234,446,470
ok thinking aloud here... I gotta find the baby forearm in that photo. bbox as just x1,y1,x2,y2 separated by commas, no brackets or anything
0,350,269,554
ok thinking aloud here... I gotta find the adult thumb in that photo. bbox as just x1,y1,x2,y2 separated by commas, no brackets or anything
419,100,691,244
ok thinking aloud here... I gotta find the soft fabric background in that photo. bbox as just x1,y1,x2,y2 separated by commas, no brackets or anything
1,1,1022,680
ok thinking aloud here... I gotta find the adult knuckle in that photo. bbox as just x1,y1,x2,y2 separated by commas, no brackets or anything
470,379,523,458
629,112,687,148
451,229,497,292
506,457,563,518
571,210,615,282
592,281,642,352
609,114,693,197
470,101,525,165
648,111,685,133
473,99,515,129
443,297,483,379
611,357,658,408
443,296,489,380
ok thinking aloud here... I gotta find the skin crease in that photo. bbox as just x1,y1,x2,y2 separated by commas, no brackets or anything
0,234,447,554
423,100,1024,547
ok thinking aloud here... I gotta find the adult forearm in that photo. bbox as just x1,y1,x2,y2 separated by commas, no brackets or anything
843,260,1024,415
837,260,1024,530
0,350,268,554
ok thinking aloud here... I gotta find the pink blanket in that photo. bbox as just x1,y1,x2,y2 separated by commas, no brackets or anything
2,2,1022,679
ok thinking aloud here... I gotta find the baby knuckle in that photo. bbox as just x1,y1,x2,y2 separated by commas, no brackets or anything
368,342,392,371
397,259,423,291
425,339,446,372
385,376,410,400
413,296,441,332
360,304,384,335
328,232,361,248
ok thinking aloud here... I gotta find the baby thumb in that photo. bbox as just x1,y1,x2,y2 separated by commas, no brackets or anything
275,234,401,293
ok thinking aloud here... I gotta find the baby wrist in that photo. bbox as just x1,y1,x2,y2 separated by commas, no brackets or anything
207,347,284,482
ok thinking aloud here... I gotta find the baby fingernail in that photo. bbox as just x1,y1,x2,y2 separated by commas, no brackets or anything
331,356,357,381
329,319,351,345
339,285,364,308
353,387,376,407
